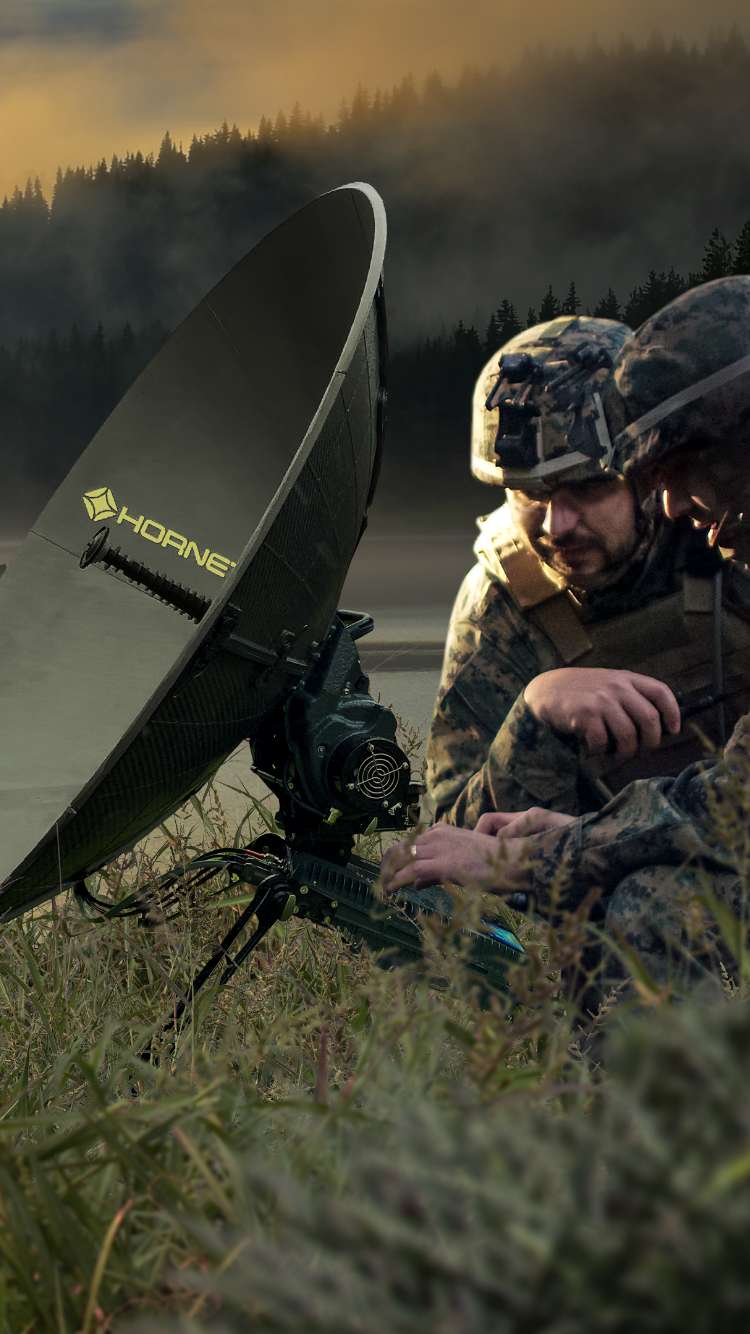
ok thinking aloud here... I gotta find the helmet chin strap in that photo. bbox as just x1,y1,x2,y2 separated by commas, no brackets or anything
707,511,733,549
615,349,750,447
708,509,750,565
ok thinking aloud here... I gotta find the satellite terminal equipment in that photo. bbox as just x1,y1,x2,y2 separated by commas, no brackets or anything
0,184,522,1040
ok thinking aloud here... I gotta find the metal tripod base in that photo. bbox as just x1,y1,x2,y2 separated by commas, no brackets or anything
139,872,295,1066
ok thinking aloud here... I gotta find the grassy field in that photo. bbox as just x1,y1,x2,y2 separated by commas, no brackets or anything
1,743,750,1331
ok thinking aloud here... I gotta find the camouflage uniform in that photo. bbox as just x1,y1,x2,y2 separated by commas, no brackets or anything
509,714,750,1007
426,502,750,825
427,308,750,827
489,279,750,1005
427,314,637,824
418,287,750,1008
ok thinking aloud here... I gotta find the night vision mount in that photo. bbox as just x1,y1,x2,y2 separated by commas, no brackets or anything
487,342,616,474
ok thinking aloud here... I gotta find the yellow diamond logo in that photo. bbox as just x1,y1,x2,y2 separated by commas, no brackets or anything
82,487,117,521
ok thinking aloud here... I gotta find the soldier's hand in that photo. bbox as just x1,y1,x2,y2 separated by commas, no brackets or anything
523,667,681,760
379,823,527,895
475,808,577,838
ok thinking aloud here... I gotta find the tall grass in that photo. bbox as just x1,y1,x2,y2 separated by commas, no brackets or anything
0,729,748,1330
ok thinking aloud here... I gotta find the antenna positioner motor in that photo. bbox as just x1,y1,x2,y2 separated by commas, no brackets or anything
250,612,418,856
328,734,408,812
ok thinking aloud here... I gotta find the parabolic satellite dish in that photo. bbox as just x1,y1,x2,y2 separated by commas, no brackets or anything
0,183,388,919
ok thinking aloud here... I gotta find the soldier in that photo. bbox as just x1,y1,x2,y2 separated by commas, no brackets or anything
427,315,750,827
383,278,750,1004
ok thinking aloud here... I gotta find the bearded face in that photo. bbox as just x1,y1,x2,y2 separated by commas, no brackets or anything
507,476,639,592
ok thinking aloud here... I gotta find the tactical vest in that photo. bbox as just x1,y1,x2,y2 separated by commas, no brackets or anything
482,508,750,801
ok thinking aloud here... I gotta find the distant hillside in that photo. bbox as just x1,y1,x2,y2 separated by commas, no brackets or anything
1,202,745,543
3,32,750,345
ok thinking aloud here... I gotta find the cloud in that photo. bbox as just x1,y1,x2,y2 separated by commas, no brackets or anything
1,0,749,197
0,0,154,44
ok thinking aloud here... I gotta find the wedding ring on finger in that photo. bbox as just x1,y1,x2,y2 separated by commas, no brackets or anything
410,843,419,859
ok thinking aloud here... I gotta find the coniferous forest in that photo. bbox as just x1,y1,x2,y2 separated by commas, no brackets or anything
4,32,750,536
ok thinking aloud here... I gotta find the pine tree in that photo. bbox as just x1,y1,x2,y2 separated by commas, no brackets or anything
288,101,304,142
526,306,538,328
662,267,686,303
593,287,622,320
484,312,500,355
561,281,581,315
391,74,418,118
732,219,750,274
337,99,350,132
257,116,273,143
624,283,647,328
51,166,65,213
30,177,49,223
158,131,179,166
624,269,685,327
700,226,732,282
538,285,561,321
350,85,370,129
496,298,521,343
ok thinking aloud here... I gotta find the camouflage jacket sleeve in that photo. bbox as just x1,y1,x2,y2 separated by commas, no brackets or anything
444,696,588,826
514,714,750,912
426,562,582,824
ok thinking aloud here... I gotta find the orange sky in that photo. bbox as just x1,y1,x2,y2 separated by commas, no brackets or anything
1,0,749,201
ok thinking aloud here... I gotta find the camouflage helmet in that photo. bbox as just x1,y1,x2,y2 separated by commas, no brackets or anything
471,315,632,495
609,276,750,479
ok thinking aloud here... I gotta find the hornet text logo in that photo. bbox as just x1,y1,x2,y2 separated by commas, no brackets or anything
82,487,237,579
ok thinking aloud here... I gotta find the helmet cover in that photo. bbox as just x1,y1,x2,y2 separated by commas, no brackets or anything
610,276,750,479
471,315,632,495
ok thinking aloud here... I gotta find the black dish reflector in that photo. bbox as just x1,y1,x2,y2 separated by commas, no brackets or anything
0,183,387,919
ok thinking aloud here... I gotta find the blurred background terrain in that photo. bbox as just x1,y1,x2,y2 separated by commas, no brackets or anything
4,30,750,555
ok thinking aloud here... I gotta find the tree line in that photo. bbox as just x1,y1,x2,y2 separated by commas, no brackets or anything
3,211,748,536
3,30,750,344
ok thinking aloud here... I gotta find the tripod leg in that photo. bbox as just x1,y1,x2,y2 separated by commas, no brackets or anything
138,877,293,1065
